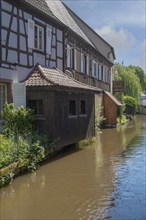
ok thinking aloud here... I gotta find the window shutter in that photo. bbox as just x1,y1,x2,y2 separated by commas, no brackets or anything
81,53,84,73
96,63,98,78
67,44,70,67
74,49,76,70
92,60,94,77
28,19,34,49
46,27,52,55
86,56,89,75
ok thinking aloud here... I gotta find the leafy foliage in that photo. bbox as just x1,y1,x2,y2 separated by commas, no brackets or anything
0,135,17,168
0,172,14,188
114,64,142,103
0,104,54,187
95,105,105,134
2,103,33,138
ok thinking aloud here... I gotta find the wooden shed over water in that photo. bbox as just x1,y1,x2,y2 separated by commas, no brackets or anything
25,64,101,150
103,91,122,127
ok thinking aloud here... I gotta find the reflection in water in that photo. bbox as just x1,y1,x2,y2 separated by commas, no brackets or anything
0,115,146,220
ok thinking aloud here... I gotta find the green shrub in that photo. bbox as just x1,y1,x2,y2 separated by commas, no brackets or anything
95,105,105,134
0,172,14,188
0,135,17,168
2,103,33,138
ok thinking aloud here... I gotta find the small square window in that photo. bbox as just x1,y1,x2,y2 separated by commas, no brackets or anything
69,100,76,116
80,100,86,115
28,100,43,116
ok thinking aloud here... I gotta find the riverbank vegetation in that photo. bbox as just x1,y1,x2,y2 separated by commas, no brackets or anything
0,103,104,187
114,64,145,123
0,104,54,188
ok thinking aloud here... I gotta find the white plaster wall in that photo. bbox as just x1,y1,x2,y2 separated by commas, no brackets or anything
7,50,18,63
17,66,33,82
2,48,6,61
57,42,63,58
1,1,12,12
50,61,56,68
19,9,23,18
51,48,56,60
20,36,27,51
57,29,63,42
9,32,17,48
52,35,56,46
19,19,25,34
14,7,17,15
0,67,18,83
2,11,11,28
57,58,63,70
1,29,7,45
23,12,32,20
34,53,45,66
11,17,17,32
20,53,28,66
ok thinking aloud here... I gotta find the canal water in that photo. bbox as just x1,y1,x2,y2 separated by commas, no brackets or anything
0,115,146,220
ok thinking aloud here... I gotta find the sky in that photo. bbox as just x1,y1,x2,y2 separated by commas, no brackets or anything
63,0,146,73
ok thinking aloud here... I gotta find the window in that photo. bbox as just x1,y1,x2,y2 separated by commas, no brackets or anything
28,19,52,53
80,100,86,115
34,24,44,51
92,61,98,78
67,45,76,69
81,53,89,74
28,100,43,116
69,100,76,116
0,83,7,119
101,65,104,81
94,62,96,77
70,48,74,69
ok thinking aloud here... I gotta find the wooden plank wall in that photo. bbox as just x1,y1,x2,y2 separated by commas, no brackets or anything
26,88,95,149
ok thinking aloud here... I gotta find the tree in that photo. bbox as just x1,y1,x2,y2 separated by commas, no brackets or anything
114,64,142,103
128,65,146,91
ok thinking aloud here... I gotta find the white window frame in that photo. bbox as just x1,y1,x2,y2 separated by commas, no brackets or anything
34,24,44,51
92,60,98,78
81,53,88,74
67,44,76,69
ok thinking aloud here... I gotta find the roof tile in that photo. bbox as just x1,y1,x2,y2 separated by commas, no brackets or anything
25,64,101,92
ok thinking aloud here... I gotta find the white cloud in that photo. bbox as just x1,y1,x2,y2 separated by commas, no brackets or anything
95,26,136,51
139,40,146,73
141,40,146,49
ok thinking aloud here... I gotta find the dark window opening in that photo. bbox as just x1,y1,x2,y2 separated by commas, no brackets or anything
80,100,86,115
83,54,87,74
70,48,74,69
69,100,76,116
28,100,43,115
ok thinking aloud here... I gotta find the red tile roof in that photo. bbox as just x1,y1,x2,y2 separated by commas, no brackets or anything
25,64,101,92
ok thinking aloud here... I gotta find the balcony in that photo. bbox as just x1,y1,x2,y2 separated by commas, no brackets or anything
113,80,124,93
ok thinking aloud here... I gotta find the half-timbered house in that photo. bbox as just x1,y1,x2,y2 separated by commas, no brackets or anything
0,0,121,148
0,0,65,117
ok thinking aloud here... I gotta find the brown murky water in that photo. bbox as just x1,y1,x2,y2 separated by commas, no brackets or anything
0,115,146,220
